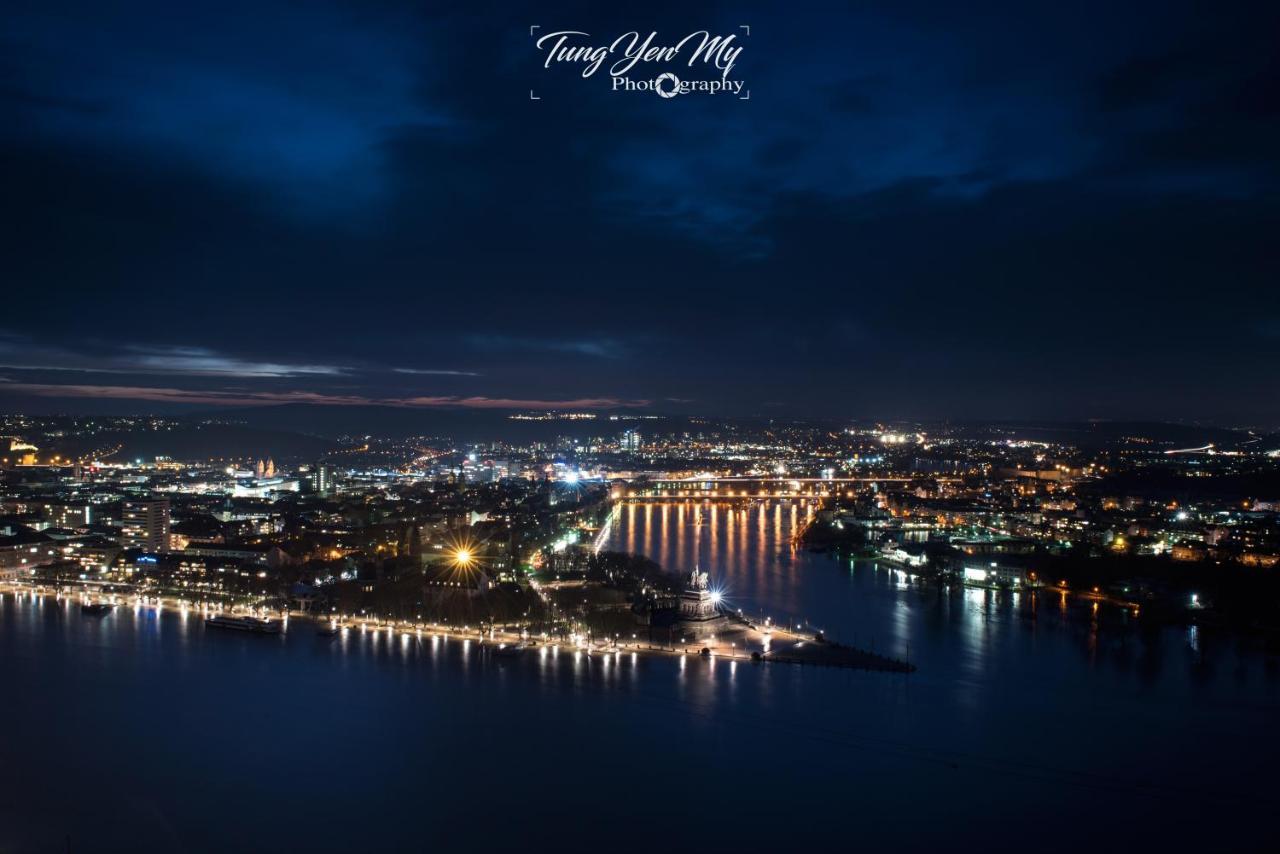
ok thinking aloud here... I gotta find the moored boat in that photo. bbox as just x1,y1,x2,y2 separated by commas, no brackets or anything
81,602,115,616
205,613,282,634
493,642,528,658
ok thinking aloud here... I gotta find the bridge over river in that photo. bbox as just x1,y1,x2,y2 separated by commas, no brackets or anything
612,474,960,502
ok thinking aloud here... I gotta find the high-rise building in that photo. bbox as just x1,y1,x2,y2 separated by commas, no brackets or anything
621,429,642,453
311,463,336,497
121,499,170,553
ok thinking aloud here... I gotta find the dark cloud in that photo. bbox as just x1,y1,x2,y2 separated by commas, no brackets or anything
466,336,631,360
0,0,1276,423
823,76,884,116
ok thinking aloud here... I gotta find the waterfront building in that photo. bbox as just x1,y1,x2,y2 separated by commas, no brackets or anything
959,560,1032,588
0,526,58,578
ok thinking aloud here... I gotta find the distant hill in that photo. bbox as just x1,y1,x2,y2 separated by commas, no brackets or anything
1079,467,1280,503
49,423,337,464
197,404,683,442
953,420,1263,450
204,404,496,439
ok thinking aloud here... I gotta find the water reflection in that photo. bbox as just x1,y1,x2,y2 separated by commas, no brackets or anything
605,500,1280,693
2,569,1279,854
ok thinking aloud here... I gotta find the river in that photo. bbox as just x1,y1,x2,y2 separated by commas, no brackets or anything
2,499,1276,852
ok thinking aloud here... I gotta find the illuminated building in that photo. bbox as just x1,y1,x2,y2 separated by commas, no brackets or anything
121,498,171,553
232,477,300,499
0,527,58,578
43,503,93,529
311,463,336,497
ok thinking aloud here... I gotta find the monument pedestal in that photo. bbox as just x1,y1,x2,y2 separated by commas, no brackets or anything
675,569,729,639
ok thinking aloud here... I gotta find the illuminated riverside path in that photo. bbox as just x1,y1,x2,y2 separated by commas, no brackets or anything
3,500,1280,852
0,581,909,672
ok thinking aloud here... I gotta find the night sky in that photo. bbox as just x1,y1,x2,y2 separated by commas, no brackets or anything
2,1,1277,423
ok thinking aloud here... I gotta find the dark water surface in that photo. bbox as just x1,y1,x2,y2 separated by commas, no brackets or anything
3,500,1277,852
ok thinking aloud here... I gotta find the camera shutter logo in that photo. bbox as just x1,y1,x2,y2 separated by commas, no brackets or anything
655,72,681,98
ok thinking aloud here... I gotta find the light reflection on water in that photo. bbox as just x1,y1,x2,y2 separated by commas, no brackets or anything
1,500,1278,851
608,500,1280,691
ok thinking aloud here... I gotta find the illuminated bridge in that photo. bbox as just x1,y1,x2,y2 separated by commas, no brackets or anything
611,475,960,502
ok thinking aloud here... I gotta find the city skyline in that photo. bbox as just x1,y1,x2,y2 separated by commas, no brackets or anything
3,0,1277,423
3,4,1278,850
5,406,1275,852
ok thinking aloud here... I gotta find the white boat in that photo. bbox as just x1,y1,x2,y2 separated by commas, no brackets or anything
205,614,282,634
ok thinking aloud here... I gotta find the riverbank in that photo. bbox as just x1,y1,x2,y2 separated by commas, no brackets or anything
0,581,916,674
